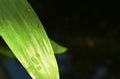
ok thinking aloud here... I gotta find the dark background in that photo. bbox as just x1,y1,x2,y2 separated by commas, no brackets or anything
28,0,120,78
1,0,120,79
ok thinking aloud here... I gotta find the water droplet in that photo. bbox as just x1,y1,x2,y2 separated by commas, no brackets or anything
27,66,33,72
31,56,39,64
36,65,42,71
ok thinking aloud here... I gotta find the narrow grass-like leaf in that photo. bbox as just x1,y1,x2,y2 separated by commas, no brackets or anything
50,39,67,54
0,0,59,79
0,45,15,58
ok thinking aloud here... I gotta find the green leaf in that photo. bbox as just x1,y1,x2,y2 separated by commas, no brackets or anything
50,39,67,54
0,45,15,58
0,39,67,58
0,0,59,79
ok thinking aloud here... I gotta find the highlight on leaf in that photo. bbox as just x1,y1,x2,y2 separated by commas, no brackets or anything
0,0,63,79
0,39,67,58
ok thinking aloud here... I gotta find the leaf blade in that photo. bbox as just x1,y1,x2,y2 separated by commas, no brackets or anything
0,0,59,79
50,39,67,54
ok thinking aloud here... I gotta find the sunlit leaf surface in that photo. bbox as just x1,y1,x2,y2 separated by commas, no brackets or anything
0,0,59,79
0,39,67,58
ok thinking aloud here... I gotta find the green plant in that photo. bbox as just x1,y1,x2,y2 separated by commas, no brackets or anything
0,0,67,79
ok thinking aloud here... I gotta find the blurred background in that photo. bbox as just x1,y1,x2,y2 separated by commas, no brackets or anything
1,0,120,79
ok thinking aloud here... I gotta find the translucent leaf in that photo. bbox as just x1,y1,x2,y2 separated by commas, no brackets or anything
0,0,59,79
50,39,67,54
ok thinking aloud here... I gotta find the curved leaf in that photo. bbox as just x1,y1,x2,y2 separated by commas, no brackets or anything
0,0,59,79
50,39,67,54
